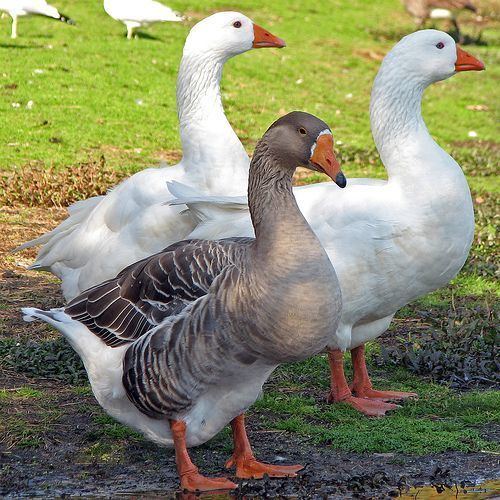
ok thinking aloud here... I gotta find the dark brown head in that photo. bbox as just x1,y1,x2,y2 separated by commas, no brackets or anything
258,111,346,188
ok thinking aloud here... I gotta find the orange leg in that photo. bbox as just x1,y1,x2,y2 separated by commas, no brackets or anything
170,420,237,492
351,345,418,402
225,414,303,479
327,349,400,417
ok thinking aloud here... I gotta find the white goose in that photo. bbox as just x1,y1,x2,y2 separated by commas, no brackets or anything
0,0,74,38
17,12,285,301
168,30,485,416
23,111,345,492
103,0,183,39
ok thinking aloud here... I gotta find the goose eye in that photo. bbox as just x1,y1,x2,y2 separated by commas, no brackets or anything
233,21,242,28
436,42,445,49
298,127,307,135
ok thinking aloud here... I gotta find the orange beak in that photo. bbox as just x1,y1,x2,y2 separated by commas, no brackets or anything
455,46,485,72
310,133,346,188
252,23,286,49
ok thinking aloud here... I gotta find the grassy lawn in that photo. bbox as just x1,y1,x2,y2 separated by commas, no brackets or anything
0,0,499,481
0,0,498,185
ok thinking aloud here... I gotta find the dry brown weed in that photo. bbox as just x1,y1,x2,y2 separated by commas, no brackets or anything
0,157,129,208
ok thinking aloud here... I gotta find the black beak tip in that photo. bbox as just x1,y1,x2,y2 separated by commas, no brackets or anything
335,171,347,188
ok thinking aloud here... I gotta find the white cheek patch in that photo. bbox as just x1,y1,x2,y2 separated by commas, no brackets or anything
310,129,332,157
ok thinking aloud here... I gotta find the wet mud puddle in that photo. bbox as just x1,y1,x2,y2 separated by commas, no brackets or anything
117,478,500,499
401,479,499,499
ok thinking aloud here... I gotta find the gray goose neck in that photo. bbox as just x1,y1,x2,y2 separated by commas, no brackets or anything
248,142,301,243
241,140,341,364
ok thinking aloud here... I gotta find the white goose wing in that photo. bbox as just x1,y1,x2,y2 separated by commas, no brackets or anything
16,166,198,301
167,178,398,243
16,0,60,18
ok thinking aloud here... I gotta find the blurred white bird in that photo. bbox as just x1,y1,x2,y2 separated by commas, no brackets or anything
0,0,74,39
103,0,183,39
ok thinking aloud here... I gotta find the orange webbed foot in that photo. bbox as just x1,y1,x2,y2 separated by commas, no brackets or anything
352,387,418,402
226,455,304,479
180,472,238,492
328,393,400,417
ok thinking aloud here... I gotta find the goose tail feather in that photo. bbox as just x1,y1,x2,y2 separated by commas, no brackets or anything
167,181,248,224
12,195,103,255
22,307,69,329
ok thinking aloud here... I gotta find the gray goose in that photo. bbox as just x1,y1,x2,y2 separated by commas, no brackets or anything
23,111,346,493
402,0,477,41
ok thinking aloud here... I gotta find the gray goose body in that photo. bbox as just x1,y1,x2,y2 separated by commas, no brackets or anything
23,112,343,454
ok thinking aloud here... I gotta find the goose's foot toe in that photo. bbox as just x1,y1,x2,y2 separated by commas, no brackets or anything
226,456,303,479
180,472,237,492
331,394,400,417
353,387,418,402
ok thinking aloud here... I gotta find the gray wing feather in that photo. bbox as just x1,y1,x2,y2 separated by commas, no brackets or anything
65,237,253,347
122,264,242,418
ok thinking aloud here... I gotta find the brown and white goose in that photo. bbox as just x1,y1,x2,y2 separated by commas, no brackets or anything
22,111,346,493
402,0,477,41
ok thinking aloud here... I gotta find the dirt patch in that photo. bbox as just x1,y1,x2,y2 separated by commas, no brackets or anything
154,149,183,165
1,206,64,341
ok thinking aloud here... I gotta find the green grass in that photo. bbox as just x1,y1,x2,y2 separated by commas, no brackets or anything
0,387,43,399
0,0,498,185
409,273,500,309
91,413,142,440
252,356,499,454
0,387,63,448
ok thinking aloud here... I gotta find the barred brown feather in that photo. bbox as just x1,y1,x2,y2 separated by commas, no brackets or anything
65,237,253,348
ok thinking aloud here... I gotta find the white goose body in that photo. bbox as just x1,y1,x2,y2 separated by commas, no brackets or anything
0,0,73,38
18,12,285,301
170,30,478,353
103,0,183,39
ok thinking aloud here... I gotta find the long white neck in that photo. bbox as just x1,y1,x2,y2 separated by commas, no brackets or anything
370,63,444,182
369,58,473,233
176,49,249,195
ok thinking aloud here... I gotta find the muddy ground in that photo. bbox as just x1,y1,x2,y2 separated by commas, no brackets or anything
1,208,499,499
1,369,499,498
1,410,499,498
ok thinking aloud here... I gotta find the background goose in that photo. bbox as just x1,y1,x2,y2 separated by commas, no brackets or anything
16,11,285,301
0,0,74,38
22,111,346,492
103,0,183,39
402,0,477,41
168,31,485,416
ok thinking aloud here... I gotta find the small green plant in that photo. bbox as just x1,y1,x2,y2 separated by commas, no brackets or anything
376,303,499,389
0,338,86,384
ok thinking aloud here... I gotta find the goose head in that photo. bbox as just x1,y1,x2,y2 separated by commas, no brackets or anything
184,11,285,60
384,30,484,86
263,111,346,188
